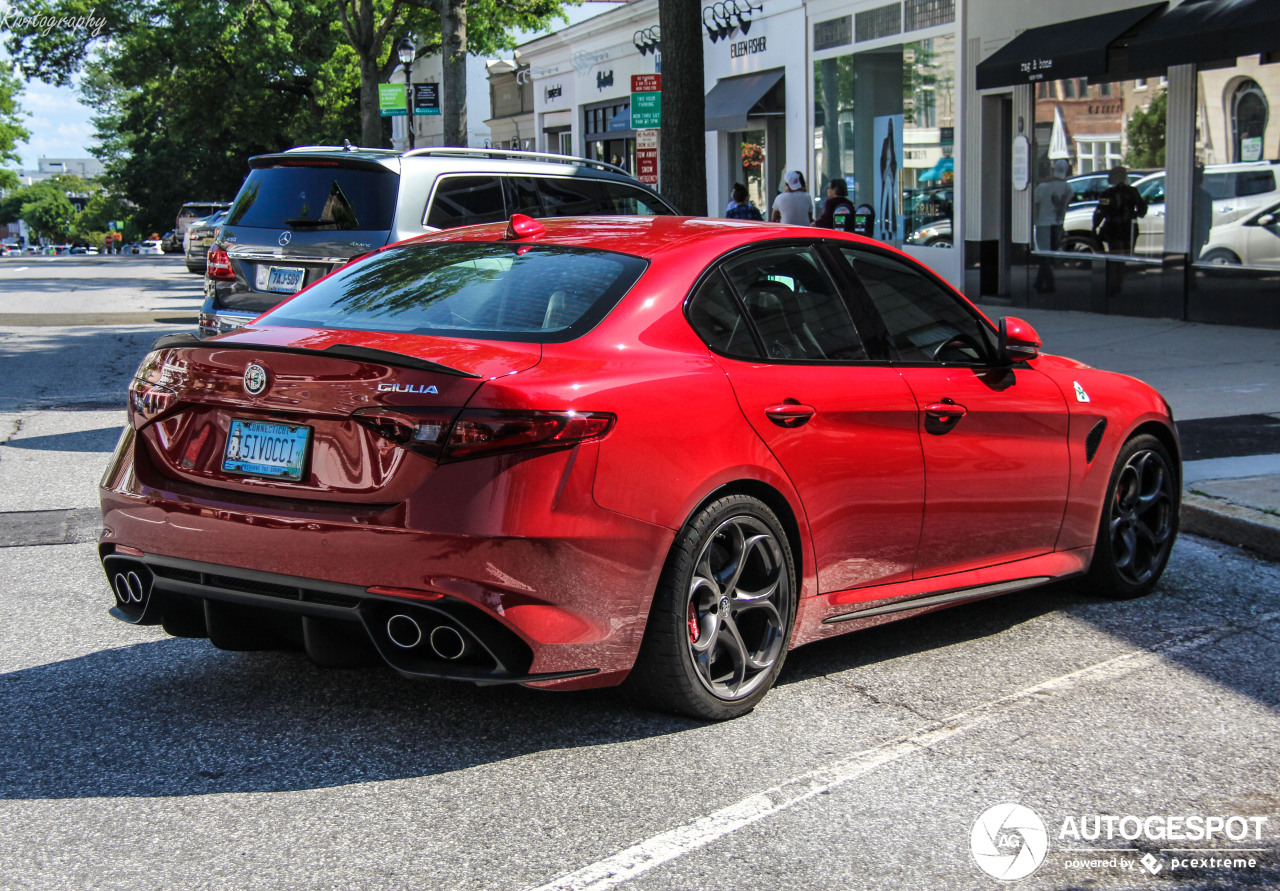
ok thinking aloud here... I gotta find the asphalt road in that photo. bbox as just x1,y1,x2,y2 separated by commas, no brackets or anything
1,258,1278,890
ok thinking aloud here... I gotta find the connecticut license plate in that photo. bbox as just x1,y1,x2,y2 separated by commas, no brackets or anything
257,264,306,294
222,418,311,481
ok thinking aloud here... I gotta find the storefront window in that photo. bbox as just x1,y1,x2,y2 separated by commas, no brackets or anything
1032,76,1167,260
813,34,955,247
1192,57,1279,269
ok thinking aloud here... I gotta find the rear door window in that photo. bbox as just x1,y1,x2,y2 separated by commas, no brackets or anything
1235,170,1276,197
425,176,508,228
228,166,398,231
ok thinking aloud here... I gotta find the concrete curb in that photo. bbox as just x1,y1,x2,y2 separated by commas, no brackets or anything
1181,493,1280,562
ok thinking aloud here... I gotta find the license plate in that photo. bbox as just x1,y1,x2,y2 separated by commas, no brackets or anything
256,265,306,294
223,419,311,481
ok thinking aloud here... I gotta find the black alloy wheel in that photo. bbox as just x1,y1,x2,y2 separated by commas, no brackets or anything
1089,434,1179,599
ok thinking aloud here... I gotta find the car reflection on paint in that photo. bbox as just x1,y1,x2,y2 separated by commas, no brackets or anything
100,214,1180,720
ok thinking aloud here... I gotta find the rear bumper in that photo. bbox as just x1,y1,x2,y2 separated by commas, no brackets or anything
100,428,674,690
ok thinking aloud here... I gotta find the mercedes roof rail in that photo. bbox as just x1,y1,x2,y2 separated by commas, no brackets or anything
401,147,630,177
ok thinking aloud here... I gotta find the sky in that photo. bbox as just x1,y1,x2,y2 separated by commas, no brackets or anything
14,78,98,170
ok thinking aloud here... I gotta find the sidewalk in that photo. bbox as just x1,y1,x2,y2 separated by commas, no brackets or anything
1009,307,1280,562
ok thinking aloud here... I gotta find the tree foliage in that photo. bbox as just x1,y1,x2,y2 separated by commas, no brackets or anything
0,67,31,189
1125,88,1167,169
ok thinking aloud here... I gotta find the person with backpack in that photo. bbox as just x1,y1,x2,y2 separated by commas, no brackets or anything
815,178,856,230
1092,166,1147,256
725,182,764,221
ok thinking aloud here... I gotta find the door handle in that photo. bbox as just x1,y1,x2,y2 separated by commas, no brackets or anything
925,400,968,422
765,403,816,428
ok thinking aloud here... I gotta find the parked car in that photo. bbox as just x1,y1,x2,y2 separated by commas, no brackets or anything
904,217,953,248
161,230,184,254
102,214,1180,719
198,147,679,337
176,201,231,253
1,244,23,257
1060,161,1280,256
138,240,165,255
184,210,229,274
1198,198,1280,267
1066,169,1152,208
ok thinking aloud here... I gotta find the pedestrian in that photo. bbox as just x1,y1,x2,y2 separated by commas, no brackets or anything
1191,164,1214,262
815,178,856,230
725,182,763,221
771,171,813,225
1032,159,1075,293
1092,165,1147,255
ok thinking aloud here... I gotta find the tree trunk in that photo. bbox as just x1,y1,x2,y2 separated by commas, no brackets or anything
657,0,706,215
360,53,384,147
441,0,468,146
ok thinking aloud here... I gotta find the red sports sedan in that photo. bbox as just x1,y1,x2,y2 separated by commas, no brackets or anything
100,215,1179,719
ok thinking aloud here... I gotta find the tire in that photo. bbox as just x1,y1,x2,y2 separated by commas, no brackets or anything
625,494,796,720
1200,248,1241,266
1088,434,1179,600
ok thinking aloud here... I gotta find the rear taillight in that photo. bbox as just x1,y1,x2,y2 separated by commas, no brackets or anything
207,246,234,280
352,408,614,463
127,352,179,428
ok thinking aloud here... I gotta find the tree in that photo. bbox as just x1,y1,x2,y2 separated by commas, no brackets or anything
658,0,706,215
1125,88,1167,169
0,67,31,189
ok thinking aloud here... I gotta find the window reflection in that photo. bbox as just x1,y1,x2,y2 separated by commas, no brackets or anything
813,35,955,248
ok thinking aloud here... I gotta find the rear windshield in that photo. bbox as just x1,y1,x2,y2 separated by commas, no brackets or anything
260,243,647,343
227,165,399,231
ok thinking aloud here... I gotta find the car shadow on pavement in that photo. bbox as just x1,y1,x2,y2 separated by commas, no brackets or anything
0,638,693,800
1,426,122,452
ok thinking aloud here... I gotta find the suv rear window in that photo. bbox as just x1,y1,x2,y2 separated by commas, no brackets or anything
260,243,647,342
425,174,674,228
228,165,399,231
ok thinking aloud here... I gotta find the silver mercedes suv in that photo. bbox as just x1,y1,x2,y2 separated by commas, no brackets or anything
198,146,679,337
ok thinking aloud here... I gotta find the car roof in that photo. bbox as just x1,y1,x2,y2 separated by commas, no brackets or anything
394,215,884,260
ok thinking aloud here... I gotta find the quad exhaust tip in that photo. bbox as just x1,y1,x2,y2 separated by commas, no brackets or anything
385,614,472,661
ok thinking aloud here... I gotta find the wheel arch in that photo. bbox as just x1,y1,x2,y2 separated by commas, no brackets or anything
1127,418,1182,489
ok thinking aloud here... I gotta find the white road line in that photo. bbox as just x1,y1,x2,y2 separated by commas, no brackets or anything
526,612,1280,891
0,266,30,273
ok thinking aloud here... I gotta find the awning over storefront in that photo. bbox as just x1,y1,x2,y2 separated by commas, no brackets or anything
704,69,784,131
608,108,631,131
1129,0,1277,70
976,3,1165,90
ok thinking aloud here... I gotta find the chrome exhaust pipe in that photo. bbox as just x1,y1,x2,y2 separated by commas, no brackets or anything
428,625,471,661
386,614,424,649
103,556,160,625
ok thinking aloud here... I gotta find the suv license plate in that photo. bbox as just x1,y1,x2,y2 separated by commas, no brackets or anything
223,419,311,481
259,265,306,294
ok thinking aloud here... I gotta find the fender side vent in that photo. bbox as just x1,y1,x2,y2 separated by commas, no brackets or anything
1085,419,1107,464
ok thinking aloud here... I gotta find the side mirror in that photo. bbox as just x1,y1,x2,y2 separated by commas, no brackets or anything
1256,213,1276,227
999,316,1041,363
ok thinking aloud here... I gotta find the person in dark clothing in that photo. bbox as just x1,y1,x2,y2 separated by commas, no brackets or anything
725,182,764,221
1092,166,1148,255
815,178,856,230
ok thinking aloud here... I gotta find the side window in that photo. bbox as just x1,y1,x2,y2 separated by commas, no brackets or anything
598,182,668,215
722,246,867,362
505,177,543,216
838,248,991,364
1236,171,1276,198
537,178,599,216
686,272,760,358
1138,176,1166,205
425,176,507,228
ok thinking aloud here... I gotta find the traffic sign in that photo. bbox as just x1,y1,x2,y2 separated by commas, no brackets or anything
631,74,661,93
631,91,661,129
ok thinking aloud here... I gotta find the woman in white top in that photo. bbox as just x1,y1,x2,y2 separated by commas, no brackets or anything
771,171,814,225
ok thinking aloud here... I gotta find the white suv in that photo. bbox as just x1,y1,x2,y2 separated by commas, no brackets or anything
1059,161,1280,257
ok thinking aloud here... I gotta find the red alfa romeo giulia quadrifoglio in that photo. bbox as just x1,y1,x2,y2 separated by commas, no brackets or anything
100,215,1179,719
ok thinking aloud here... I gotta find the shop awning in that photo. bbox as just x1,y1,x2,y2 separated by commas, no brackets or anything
704,69,784,131
1129,0,1278,70
976,3,1165,90
608,108,631,131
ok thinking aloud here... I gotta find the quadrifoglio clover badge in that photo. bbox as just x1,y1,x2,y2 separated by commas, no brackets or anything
971,803,1049,881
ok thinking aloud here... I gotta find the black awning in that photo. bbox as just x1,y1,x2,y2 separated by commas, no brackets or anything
1129,0,1278,70
976,3,1166,90
704,69,784,131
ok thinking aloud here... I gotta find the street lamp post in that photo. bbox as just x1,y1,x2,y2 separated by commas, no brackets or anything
397,37,416,151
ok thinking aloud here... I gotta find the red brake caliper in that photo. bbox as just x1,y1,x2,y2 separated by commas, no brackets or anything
688,600,700,643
